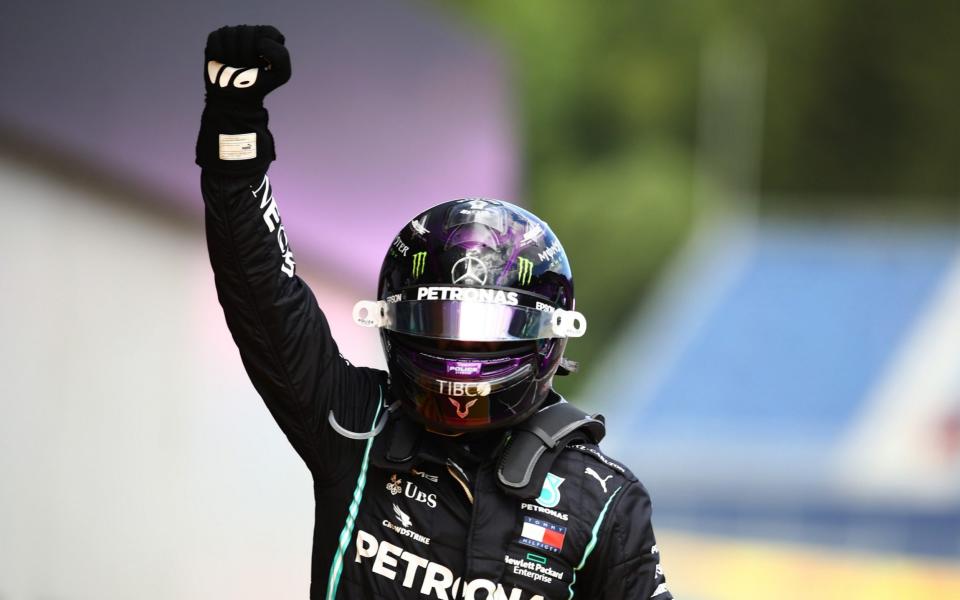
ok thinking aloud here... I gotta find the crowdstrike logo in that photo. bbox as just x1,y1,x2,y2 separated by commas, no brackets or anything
393,504,413,528
382,505,431,545
354,530,545,600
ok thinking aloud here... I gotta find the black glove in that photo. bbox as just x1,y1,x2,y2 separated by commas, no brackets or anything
196,25,291,174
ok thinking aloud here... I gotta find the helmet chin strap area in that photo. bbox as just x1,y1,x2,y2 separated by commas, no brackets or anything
425,426,465,438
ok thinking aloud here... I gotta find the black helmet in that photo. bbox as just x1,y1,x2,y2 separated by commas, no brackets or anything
353,198,586,433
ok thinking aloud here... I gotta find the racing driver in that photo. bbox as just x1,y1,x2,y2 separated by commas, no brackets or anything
196,24,673,600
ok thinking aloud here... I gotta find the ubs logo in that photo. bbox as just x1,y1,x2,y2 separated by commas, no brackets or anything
386,474,437,508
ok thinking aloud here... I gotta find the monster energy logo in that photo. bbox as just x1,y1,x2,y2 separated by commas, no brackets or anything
517,257,533,286
412,251,427,278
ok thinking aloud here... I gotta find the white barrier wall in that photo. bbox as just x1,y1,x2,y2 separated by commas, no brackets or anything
0,159,384,599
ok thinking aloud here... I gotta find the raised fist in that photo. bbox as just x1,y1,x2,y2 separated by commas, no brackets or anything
204,25,291,107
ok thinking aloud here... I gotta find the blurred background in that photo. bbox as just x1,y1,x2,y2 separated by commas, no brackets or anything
1,0,957,598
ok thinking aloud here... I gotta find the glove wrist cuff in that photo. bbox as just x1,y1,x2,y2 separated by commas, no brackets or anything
195,102,275,175
203,95,265,113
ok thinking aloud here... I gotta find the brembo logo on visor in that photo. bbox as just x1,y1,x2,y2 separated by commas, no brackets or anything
416,287,519,305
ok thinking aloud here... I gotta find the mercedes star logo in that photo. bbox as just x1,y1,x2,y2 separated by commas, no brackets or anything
451,255,488,286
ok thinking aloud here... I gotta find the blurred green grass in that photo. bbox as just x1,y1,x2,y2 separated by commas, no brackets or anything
439,0,959,397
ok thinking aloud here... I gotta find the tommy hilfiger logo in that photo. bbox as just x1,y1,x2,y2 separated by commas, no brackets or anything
518,516,566,553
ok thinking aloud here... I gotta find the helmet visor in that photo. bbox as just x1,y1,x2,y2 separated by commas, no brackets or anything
354,288,587,341
386,300,554,341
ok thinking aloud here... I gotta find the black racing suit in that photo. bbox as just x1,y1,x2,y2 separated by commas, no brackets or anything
201,168,673,599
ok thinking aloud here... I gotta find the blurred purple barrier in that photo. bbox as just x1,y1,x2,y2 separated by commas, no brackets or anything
0,0,517,285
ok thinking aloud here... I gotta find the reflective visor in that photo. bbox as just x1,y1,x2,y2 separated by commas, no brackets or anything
353,287,586,341
384,300,553,341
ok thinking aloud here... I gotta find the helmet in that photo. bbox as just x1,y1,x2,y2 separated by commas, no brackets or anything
353,198,586,434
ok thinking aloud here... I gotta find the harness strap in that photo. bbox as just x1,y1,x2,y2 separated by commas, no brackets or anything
369,395,606,503
496,400,605,498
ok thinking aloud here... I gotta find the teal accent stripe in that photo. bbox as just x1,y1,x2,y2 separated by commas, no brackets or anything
325,389,384,599
567,485,622,599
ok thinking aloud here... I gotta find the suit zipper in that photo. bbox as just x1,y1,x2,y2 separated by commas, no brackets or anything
445,459,474,504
